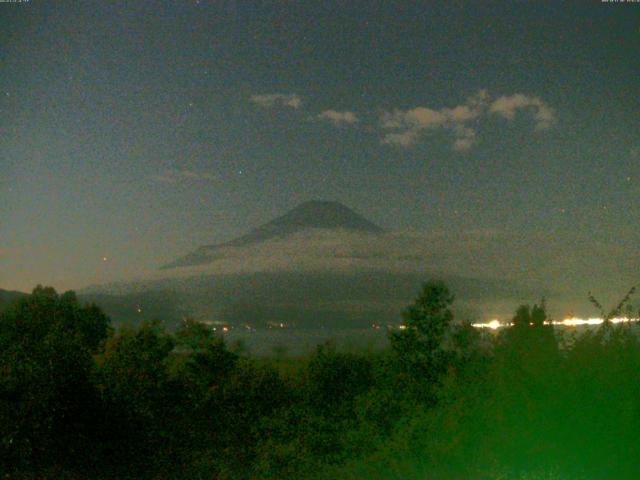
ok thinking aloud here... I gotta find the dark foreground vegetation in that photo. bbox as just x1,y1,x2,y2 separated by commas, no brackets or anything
2,283,640,479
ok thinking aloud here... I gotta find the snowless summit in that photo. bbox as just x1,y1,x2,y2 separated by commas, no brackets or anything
162,200,384,269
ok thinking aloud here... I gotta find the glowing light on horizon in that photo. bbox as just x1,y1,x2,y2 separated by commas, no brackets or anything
472,319,505,330
472,317,636,329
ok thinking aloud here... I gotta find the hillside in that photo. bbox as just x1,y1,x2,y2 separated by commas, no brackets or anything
0,289,27,312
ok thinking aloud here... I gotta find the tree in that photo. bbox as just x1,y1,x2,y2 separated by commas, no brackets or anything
497,301,559,400
99,320,175,425
389,280,455,384
503,301,557,350
306,343,373,417
173,318,239,390
0,286,110,475
97,320,181,474
175,317,214,350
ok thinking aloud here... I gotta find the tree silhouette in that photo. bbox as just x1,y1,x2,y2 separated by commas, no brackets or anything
588,286,636,324
0,286,111,474
389,280,454,384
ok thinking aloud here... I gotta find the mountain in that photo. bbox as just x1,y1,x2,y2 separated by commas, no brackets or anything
162,200,384,269
84,200,551,329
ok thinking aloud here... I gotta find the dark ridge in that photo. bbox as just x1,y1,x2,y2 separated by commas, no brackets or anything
0,288,28,312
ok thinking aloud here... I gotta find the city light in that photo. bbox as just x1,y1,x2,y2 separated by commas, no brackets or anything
471,317,636,329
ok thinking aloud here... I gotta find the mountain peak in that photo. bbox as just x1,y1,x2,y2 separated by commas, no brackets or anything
262,200,383,233
295,199,350,209
162,200,383,269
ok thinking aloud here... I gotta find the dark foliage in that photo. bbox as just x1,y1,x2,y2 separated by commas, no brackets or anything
2,283,640,478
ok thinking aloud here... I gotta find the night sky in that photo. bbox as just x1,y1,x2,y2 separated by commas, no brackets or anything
1,1,639,298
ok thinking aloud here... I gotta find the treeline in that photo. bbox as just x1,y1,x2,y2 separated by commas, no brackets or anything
2,283,640,479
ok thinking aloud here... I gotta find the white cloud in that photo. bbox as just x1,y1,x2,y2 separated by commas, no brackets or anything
153,169,219,184
317,110,359,125
382,129,421,147
466,89,490,110
246,89,555,151
442,105,480,123
152,227,608,300
489,94,556,130
402,107,448,128
452,126,477,152
533,104,555,131
380,91,485,149
381,90,555,149
382,107,447,130
250,93,302,109
488,94,529,119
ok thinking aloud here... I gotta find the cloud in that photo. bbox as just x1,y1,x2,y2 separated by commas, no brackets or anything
246,89,554,151
489,94,556,130
442,105,480,123
381,107,447,130
317,110,359,125
154,228,523,281
465,89,491,111
109,223,639,319
380,92,485,150
153,169,219,184
381,90,555,149
250,93,302,109
154,227,621,307
380,108,444,146
452,126,477,152
382,129,421,147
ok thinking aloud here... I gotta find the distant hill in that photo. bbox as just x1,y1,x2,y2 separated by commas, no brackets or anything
78,289,190,327
162,200,384,269
0,289,27,312
80,271,542,330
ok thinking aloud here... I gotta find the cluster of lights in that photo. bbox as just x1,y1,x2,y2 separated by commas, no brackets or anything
472,320,504,330
472,317,637,330
267,322,288,329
